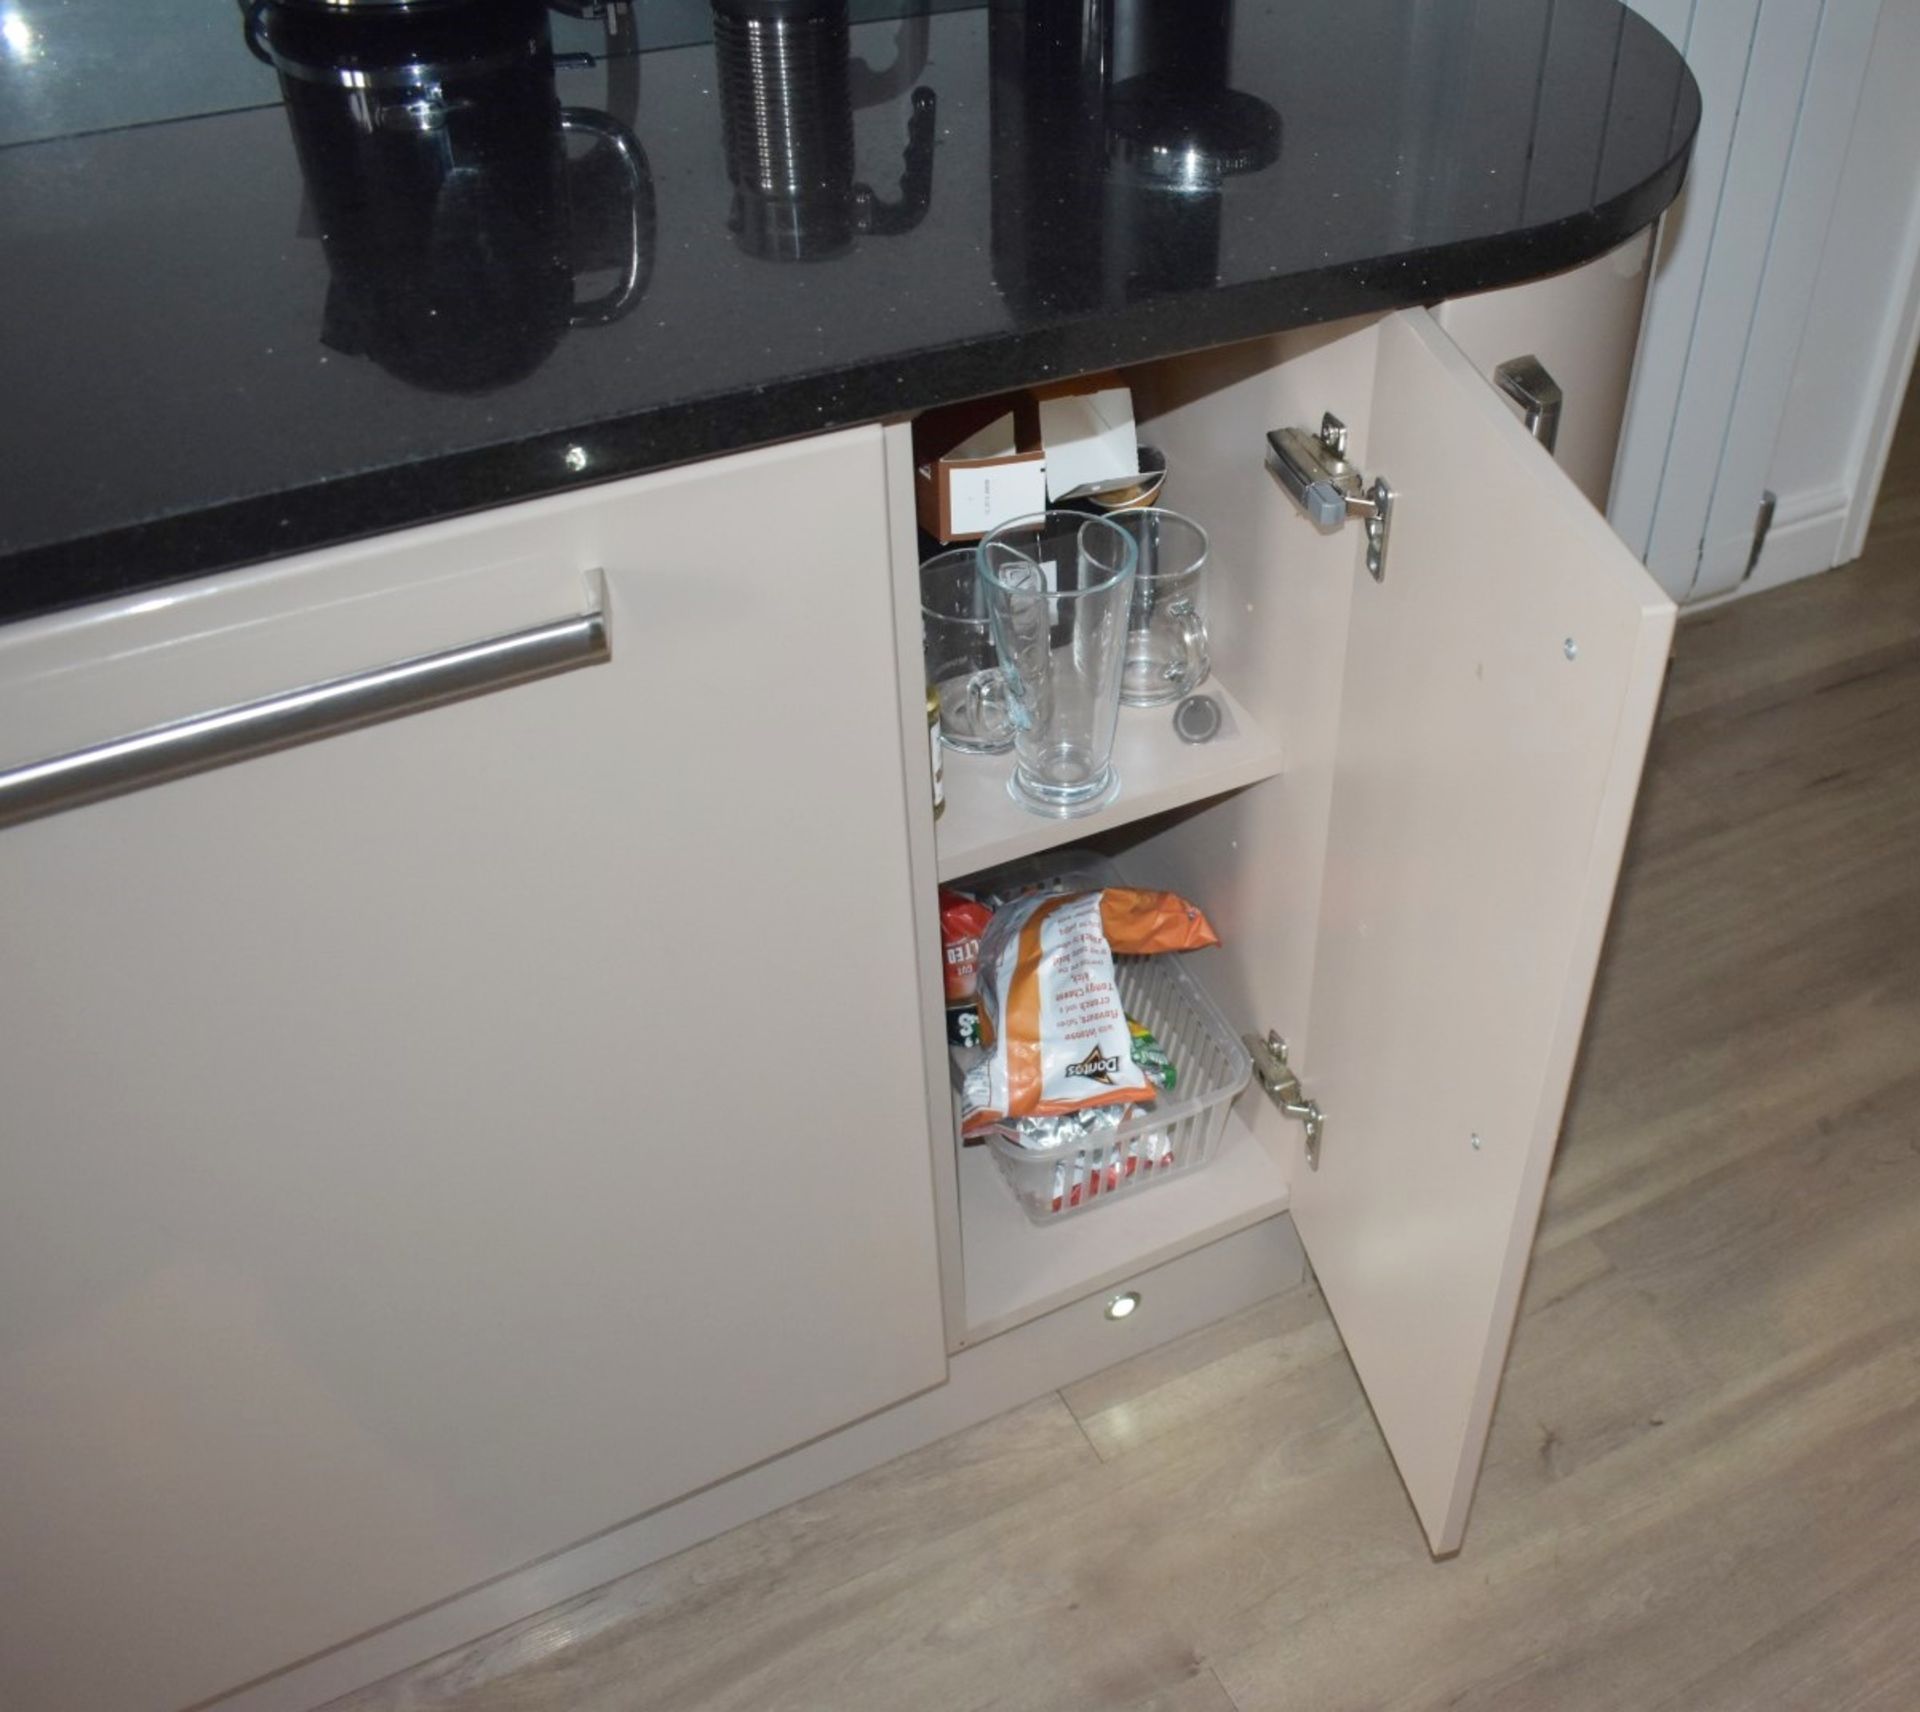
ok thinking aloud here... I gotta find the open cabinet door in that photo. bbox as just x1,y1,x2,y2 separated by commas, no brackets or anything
1291,309,1675,1554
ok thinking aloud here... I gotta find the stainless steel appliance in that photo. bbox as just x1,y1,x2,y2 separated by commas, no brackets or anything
711,0,935,262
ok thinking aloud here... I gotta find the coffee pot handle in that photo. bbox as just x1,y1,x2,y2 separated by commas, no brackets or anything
855,87,937,239
561,109,656,327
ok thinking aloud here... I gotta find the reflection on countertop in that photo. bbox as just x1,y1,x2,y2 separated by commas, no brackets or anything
715,0,936,262
991,0,1280,317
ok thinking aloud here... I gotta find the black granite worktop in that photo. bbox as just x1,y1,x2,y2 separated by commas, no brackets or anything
0,0,1697,622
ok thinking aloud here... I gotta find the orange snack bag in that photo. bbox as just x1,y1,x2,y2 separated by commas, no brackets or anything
960,888,1218,1136
1089,888,1221,956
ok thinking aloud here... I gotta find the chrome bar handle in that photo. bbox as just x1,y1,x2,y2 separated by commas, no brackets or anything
1493,355,1564,456
0,598,610,830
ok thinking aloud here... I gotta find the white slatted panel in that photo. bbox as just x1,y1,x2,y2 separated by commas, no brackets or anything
1613,0,1883,603
1691,0,1883,597
1610,0,1763,575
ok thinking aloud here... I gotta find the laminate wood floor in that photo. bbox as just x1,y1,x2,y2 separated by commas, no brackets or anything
334,408,1920,1712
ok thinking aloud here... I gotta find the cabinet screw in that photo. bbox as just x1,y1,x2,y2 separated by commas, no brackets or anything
1471,1132,1483,1150
1563,638,1579,661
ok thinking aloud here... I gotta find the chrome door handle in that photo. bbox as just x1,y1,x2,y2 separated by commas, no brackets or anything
1494,355,1563,455
0,597,610,830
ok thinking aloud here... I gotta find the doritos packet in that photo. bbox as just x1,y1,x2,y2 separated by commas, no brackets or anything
960,887,1217,1136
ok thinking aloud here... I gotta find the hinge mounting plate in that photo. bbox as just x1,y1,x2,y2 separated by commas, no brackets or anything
1245,1030,1325,1170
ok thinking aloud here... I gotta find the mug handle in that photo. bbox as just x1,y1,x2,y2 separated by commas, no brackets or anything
965,668,1013,744
1170,599,1210,694
562,110,656,327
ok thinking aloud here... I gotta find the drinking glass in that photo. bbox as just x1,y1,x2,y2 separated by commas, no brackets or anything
921,549,1014,754
976,511,1137,816
1107,508,1211,706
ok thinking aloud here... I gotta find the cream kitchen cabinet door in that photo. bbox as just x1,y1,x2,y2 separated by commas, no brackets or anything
1290,310,1675,1553
0,427,948,1712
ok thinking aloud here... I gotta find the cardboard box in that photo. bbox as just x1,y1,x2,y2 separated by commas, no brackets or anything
913,375,1141,543
913,395,1047,542
1033,374,1140,503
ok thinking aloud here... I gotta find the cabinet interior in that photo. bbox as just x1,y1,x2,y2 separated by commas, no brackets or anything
901,316,1389,1350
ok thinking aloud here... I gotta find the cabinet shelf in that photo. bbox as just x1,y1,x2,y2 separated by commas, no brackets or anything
958,1107,1291,1345
935,674,1283,882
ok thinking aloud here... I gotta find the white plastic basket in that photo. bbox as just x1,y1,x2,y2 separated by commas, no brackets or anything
966,855,1252,1225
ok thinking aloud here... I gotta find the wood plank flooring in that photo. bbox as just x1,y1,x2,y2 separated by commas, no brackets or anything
332,414,1920,1712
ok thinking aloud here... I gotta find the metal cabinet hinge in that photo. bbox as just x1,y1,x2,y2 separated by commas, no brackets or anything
1246,1031,1325,1170
1266,413,1394,581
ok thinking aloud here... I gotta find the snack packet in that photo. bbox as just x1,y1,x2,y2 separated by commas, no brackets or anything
939,888,994,1048
1052,1129,1176,1212
1127,1016,1176,1093
966,1016,1177,1152
960,887,1216,1136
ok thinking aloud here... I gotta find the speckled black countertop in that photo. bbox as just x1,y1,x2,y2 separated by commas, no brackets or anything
0,0,1696,622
